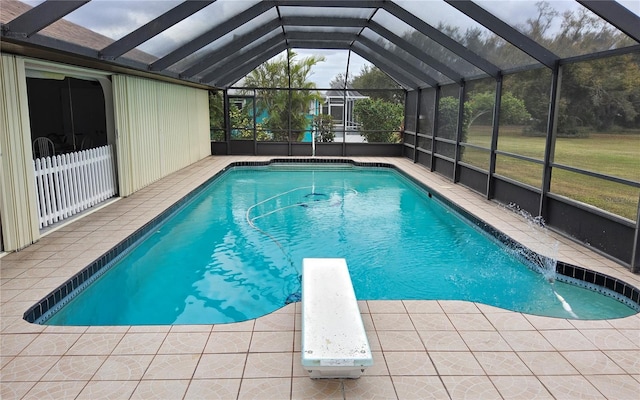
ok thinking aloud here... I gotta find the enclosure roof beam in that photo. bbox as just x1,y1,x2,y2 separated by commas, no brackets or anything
0,31,155,77
381,1,500,78
9,0,635,91
281,16,368,27
285,31,358,42
213,42,288,88
287,40,353,50
284,31,434,86
444,0,558,68
201,34,285,84
100,0,216,60
275,0,383,7
356,35,439,87
2,0,90,38
285,38,416,88
280,14,465,83
577,0,640,43
351,45,418,89
180,19,281,78
367,21,464,83
150,0,275,71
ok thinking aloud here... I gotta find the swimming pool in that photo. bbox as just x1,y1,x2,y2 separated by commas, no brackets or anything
26,161,640,325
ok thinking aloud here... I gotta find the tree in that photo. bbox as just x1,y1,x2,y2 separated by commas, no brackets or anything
228,103,269,141
437,96,460,141
497,2,639,135
312,114,334,142
424,1,640,138
350,65,404,104
466,92,531,131
404,27,479,77
329,73,348,90
559,53,640,133
209,90,224,141
437,92,531,142
522,1,557,43
243,50,324,141
353,98,403,143
330,65,405,143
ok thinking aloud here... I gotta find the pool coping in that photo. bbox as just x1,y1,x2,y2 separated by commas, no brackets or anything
23,158,640,324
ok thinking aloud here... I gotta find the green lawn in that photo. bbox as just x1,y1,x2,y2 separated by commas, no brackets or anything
461,126,640,220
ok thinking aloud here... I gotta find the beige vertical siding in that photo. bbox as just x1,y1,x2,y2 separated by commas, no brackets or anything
113,75,210,196
193,89,211,160
0,55,40,250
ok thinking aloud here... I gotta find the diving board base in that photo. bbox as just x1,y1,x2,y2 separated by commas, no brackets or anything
301,258,373,379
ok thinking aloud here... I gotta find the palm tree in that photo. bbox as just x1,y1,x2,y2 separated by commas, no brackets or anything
243,50,324,141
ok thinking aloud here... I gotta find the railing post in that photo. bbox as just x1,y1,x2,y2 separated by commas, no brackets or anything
253,89,258,156
453,81,466,183
539,62,562,219
632,195,640,272
430,86,440,172
413,89,421,163
223,89,231,155
487,74,503,200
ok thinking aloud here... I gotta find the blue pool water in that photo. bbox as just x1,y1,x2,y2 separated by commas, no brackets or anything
45,165,637,325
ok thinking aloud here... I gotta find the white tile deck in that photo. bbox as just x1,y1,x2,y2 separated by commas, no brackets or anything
1,156,639,399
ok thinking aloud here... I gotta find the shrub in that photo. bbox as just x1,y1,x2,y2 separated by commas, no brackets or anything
352,98,403,143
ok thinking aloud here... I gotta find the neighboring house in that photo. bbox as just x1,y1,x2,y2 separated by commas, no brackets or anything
227,86,370,143
322,85,369,142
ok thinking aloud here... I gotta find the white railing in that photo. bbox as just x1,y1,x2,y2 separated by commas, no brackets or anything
33,145,117,229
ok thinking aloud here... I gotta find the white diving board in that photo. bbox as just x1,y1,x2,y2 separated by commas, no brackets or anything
301,258,373,379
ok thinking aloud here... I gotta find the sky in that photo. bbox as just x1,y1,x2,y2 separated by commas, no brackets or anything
288,49,371,89
19,0,640,88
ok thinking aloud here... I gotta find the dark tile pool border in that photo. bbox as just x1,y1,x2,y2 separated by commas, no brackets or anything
23,158,640,323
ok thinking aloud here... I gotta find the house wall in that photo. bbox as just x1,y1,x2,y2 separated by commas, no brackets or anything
0,56,210,251
112,75,210,197
0,54,40,251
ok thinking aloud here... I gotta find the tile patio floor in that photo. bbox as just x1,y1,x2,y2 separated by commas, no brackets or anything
1,156,639,399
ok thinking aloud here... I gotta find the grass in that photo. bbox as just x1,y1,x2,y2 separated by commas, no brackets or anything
461,125,640,221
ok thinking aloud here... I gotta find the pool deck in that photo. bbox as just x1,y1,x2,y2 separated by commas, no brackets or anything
1,156,638,399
